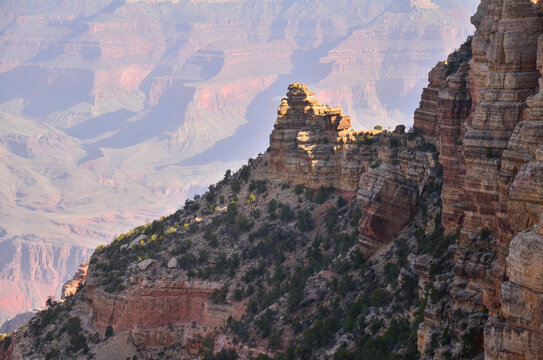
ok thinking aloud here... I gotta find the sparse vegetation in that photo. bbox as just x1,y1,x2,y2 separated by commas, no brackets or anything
16,131,467,359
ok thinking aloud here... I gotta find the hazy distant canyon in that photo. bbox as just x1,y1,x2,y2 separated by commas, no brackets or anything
0,0,477,325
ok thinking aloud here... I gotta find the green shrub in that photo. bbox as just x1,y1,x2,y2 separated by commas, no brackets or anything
239,165,250,181
370,289,387,306
188,222,199,234
221,169,232,184
105,325,113,338
249,180,267,194
294,184,304,195
325,207,338,233
429,286,447,304
205,185,217,202
315,186,327,204
350,208,362,227
246,193,256,205
227,201,238,222
267,199,277,215
389,138,399,147
231,180,241,193
302,317,340,348
183,199,199,214
305,188,314,201
297,210,315,232
237,214,253,232
64,317,82,336
268,332,282,350
418,142,437,153
407,127,419,141
461,329,480,357
485,147,493,159
45,349,60,359
256,309,274,338
68,333,88,354
280,205,295,222
211,285,229,304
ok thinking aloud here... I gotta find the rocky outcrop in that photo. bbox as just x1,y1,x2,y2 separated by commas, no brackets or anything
267,83,362,193
86,279,230,332
413,1,543,358
413,63,448,141
484,217,543,359
268,83,440,255
60,261,88,299
84,264,244,349
357,163,418,254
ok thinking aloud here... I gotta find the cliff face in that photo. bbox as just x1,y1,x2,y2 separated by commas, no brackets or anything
0,0,478,324
0,239,91,326
0,85,445,359
60,262,88,299
268,83,438,255
3,1,543,359
414,0,543,358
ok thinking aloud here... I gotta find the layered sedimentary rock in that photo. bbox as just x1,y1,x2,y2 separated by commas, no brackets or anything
268,83,363,193
268,83,440,255
413,63,447,141
485,217,543,359
357,164,418,254
86,278,233,332
414,0,543,358
82,254,245,350
0,0,478,322
60,262,88,299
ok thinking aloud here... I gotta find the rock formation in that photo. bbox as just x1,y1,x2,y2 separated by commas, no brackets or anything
268,83,362,193
0,0,477,323
268,83,440,254
413,0,543,358
60,262,88,299
3,1,543,359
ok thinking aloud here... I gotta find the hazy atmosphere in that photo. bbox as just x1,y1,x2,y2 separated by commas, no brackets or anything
0,0,478,336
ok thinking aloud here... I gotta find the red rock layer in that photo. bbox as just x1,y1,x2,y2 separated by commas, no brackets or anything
86,278,238,333
414,1,543,358
357,163,418,254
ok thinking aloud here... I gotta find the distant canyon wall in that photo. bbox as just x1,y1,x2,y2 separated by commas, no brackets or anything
0,0,476,322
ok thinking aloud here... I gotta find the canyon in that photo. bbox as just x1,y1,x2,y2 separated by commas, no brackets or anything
1,0,543,352
0,0,478,327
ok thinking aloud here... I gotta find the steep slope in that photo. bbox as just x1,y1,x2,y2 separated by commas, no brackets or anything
0,84,445,359
413,0,543,358
0,0,478,325
5,2,543,360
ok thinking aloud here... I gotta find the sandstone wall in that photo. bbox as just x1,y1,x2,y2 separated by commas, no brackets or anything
414,1,543,358
267,83,363,193
86,277,238,333
268,83,440,255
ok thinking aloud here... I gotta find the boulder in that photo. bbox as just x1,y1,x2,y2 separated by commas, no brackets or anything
167,257,178,269
137,259,154,271
129,234,148,249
